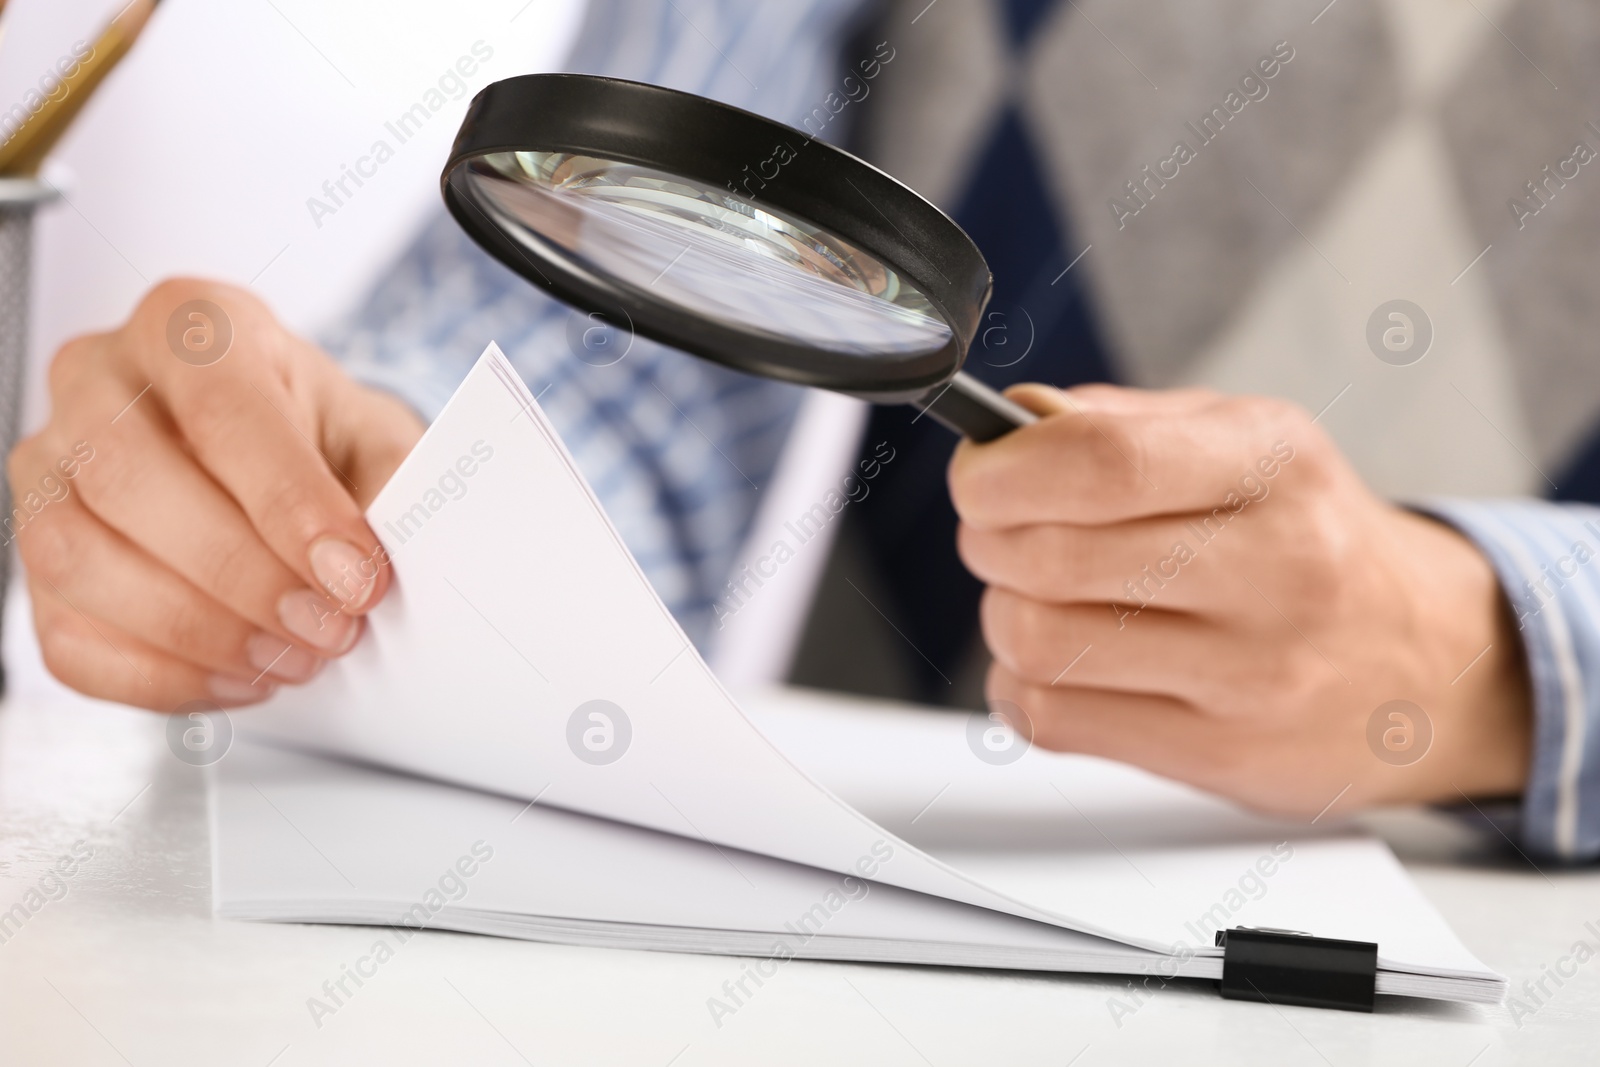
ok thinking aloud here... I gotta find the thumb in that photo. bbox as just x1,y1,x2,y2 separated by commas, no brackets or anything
322,375,428,511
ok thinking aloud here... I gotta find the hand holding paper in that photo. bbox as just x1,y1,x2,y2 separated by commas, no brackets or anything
11,279,422,708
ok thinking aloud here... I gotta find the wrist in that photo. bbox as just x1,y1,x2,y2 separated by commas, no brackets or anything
1391,509,1531,801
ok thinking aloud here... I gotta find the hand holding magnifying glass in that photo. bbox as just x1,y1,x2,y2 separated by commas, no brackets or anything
441,74,1036,442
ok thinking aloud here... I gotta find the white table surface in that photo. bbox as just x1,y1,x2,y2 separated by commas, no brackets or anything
0,678,1596,1067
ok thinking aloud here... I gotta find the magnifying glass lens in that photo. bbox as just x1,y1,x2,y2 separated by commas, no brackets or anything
462,151,953,357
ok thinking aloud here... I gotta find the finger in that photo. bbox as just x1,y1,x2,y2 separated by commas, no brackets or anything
958,511,1268,610
322,382,426,510
15,491,325,684
63,376,361,655
1005,382,1221,418
980,587,1309,711
949,387,1315,529
988,664,1223,778
994,665,1364,818
130,280,391,612
30,577,276,710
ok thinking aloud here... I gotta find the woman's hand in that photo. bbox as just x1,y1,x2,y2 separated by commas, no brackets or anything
8,278,424,710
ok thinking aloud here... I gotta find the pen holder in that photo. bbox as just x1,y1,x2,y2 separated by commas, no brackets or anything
0,178,59,699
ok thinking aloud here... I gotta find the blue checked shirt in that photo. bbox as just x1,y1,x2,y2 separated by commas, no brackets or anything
1425,501,1600,862
325,0,1600,863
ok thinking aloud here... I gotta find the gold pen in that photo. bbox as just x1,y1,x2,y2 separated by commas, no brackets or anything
0,0,163,176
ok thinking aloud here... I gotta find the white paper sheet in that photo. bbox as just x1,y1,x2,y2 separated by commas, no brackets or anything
743,688,1495,982
245,344,1099,940
212,700,1501,1000
213,741,1174,974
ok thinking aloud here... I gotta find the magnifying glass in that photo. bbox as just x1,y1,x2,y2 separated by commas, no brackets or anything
441,74,1037,442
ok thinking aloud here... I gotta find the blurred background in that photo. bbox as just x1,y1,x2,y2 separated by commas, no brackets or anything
0,0,582,405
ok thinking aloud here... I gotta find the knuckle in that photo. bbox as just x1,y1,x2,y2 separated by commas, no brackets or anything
1037,527,1087,594
949,451,1016,530
946,452,979,521
1258,401,1333,482
1275,647,1331,710
1226,640,1323,717
1175,385,1223,405
192,535,256,605
30,588,175,710
36,628,77,687
141,276,248,318
1088,420,1150,498
1275,503,1354,609
1068,383,1124,404
179,387,252,442
978,587,1020,656
33,607,83,690
1016,646,1064,685
161,600,223,659
1225,394,1302,436
1219,396,1317,472
18,513,76,584
957,523,1010,583
954,522,985,574
1282,554,1342,609
6,432,39,489
176,390,244,449
1258,649,1311,701
1015,687,1075,752
136,278,269,378
1265,395,1314,437
46,334,103,396
253,478,330,544
995,597,1065,681
1226,650,1310,716
984,659,1028,709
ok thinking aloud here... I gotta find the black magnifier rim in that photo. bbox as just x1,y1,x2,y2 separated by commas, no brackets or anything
441,73,991,400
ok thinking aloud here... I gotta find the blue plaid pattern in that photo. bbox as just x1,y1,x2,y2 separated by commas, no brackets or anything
323,0,868,647
1426,500,1600,862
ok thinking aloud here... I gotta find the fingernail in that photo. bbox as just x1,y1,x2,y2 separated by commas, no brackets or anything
245,631,324,683
277,589,359,654
208,674,275,704
309,538,377,611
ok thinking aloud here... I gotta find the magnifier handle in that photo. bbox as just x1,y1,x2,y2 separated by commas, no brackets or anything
913,371,1039,442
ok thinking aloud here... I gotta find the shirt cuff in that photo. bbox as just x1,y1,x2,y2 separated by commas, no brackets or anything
1420,498,1600,862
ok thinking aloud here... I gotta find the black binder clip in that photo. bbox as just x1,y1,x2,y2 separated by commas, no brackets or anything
1215,927,1378,1012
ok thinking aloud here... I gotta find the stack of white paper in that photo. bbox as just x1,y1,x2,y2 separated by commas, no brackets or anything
221,344,1504,1005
